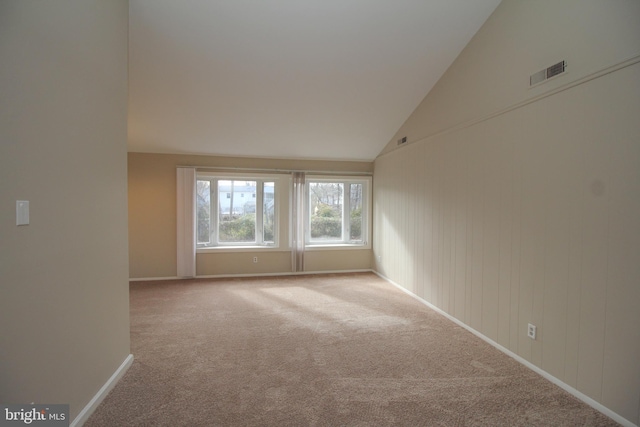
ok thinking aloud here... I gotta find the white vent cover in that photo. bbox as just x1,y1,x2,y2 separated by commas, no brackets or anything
530,60,566,86
397,136,407,146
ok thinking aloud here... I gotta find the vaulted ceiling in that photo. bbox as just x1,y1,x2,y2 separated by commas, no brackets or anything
128,0,501,161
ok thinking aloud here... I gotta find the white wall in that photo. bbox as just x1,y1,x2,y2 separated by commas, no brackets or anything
374,1,640,424
0,0,130,421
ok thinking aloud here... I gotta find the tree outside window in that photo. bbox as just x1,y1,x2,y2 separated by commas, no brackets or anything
307,179,366,245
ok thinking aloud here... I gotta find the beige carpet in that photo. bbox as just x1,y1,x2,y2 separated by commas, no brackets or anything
86,273,617,426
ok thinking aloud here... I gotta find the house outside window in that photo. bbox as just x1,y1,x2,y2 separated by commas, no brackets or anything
197,176,278,248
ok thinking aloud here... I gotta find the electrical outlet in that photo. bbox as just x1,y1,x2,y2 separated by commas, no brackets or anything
527,323,537,340
253,256,258,263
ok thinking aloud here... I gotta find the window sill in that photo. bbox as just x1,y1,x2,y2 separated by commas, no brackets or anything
305,243,371,251
197,246,284,254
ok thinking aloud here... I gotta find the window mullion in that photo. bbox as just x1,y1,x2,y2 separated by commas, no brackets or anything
256,180,264,245
307,183,314,244
343,183,350,243
211,179,218,246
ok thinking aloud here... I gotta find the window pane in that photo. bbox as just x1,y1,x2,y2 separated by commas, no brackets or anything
349,183,363,241
309,182,343,241
218,180,256,243
196,180,210,244
263,182,275,243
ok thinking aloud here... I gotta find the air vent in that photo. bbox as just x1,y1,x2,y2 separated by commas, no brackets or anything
546,60,566,78
530,60,566,86
397,136,407,146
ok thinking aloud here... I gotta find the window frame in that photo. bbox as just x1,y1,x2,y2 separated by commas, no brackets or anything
305,175,371,249
196,173,285,251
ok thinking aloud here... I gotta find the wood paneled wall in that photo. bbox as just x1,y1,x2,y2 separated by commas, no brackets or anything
374,62,640,424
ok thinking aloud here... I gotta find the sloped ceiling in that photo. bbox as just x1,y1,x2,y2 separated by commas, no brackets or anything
128,0,501,161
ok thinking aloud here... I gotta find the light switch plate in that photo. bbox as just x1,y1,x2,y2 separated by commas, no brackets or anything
16,200,29,225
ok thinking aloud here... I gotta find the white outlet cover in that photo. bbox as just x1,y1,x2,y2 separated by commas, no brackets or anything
16,200,29,225
527,323,537,340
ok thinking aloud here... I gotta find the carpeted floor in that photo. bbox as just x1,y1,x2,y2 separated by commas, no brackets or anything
85,273,618,426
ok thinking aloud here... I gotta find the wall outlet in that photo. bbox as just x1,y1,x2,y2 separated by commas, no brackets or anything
16,200,29,225
527,323,537,340
253,256,258,263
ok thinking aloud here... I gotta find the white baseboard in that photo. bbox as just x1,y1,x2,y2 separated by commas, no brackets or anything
373,271,638,427
131,269,374,282
129,276,180,282
71,354,134,427
195,269,372,279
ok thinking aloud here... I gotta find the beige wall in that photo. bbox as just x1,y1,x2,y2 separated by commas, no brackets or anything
0,0,130,422
374,1,640,425
128,152,373,278
380,0,640,156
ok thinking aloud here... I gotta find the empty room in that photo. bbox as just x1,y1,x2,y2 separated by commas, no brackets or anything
1,1,639,426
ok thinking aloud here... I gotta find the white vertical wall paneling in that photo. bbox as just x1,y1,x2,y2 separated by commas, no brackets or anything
508,109,523,352
373,63,640,425
407,148,414,292
481,122,502,343
389,156,398,281
433,140,444,308
422,144,433,302
416,143,426,299
564,137,585,389
373,0,640,420
496,118,515,349
393,153,402,283
575,105,610,403
599,65,640,421
539,93,576,382
412,146,421,301
407,150,413,290
377,158,387,277
529,101,547,368
529,101,548,369
515,110,537,362
441,136,454,314
376,158,386,276
435,139,445,307
436,141,446,310
373,162,381,274
432,141,441,308
452,136,467,321
382,157,391,277
389,154,397,281
404,148,412,292
441,139,451,311
463,129,474,326
373,162,380,273
390,154,400,282
468,126,484,332
410,144,420,295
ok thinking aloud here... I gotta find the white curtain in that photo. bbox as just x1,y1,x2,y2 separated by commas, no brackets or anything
176,167,196,278
291,172,305,272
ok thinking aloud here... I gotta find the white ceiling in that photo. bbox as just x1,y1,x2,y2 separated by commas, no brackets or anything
128,0,501,161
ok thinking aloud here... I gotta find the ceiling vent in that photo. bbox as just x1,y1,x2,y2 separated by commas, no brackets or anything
530,60,566,86
397,136,407,146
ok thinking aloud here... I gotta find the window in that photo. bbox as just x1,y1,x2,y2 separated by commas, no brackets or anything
193,172,368,252
306,177,370,246
197,176,277,248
